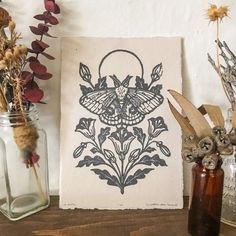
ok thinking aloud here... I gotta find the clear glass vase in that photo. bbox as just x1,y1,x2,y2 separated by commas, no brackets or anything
0,106,49,221
221,108,236,226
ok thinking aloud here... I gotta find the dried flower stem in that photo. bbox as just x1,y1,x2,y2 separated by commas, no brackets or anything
216,19,232,108
31,163,47,203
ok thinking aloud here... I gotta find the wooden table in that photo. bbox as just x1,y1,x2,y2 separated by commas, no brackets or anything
0,197,236,236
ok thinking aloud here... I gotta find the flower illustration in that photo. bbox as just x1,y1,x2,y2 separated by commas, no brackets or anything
109,128,135,158
151,63,163,81
75,118,96,139
79,63,92,83
73,142,87,158
148,117,168,138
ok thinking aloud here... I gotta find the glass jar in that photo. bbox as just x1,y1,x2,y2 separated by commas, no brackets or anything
0,106,49,221
221,108,236,226
188,161,224,236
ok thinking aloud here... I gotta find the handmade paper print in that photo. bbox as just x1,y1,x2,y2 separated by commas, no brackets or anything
60,37,183,209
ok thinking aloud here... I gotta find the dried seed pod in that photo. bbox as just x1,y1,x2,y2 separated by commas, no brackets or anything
229,129,236,145
182,149,196,163
0,7,11,28
215,134,230,149
8,20,15,32
198,136,215,155
215,132,233,155
212,126,227,136
219,143,233,155
202,153,219,170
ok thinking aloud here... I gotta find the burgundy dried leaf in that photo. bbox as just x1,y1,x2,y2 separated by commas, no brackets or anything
54,4,60,14
27,81,39,89
30,62,47,75
38,23,49,33
29,26,42,35
25,87,44,103
38,101,47,104
32,41,44,53
27,56,39,63
35,73,53,80
48,15,58,25
43,32,56,38
43,11,52,18
34,14,46,21
41,52,55,60
38,23,51,28
44,0,56,12
21,71,32,84
27,48,37,54
36,40,49,49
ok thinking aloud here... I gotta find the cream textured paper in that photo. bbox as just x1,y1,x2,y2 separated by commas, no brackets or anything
60,37,183,209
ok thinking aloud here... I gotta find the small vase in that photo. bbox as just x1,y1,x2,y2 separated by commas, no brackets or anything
221,108,236,226
188,160,224,236
0,106,49,221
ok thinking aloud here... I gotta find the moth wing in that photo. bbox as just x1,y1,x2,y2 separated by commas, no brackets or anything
127,89,164,114
80,89,116,115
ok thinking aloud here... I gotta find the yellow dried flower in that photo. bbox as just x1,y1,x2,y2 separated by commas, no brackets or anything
207,4,229,22
18,45,28,55
5,51,13,60
0,60,6,70
218,6,229,20
13,46,21,57
8,20,16,32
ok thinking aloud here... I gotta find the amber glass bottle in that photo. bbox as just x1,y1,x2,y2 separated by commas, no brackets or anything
188,160,224,236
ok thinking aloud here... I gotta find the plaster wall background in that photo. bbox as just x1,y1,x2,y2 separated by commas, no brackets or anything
3,0,235,195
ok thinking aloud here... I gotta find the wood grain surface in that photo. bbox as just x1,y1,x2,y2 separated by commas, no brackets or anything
0,197,235,236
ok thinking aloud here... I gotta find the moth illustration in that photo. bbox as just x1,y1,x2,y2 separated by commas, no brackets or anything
80,74,163,127
79,49,164,127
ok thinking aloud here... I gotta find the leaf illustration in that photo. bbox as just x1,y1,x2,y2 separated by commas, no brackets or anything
91,169,120,187
150,84,162,94
133,127,146,145
95,77,107,90
157,142,171,157
80,85,93,95
125,168,154,186
168,90,211,137
198,104,224,127
145,147,156,153
76,156,105,167
79,63,91,82
139,154,167,166
98,127,110,146
168,99,196,136
90,147,99,154
135,76,149,90
151,63,163,81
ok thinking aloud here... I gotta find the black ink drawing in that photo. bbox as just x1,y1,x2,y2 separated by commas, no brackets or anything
73,49,171,194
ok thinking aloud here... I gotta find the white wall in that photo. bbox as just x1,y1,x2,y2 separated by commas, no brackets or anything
3,0,236,195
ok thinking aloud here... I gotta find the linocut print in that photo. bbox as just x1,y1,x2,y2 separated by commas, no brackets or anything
60,37,183,209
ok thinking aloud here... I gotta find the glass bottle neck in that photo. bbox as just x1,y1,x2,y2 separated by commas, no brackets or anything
0,105,39,127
